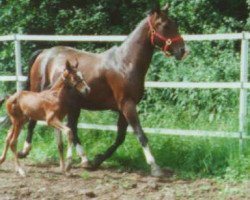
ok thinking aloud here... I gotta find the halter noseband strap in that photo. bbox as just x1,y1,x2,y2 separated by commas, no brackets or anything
147,16,183,57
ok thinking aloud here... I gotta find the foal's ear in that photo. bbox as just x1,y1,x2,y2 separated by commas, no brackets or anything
65,60,73,72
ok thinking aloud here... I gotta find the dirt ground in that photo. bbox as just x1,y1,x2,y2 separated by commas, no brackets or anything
0,160,249,200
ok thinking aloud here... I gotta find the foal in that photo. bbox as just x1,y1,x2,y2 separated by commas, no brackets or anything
0,60,90,176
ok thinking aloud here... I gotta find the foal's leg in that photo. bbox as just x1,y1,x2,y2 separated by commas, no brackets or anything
91,112,128,169
9,122,26,177
67,109,88,167
0,127,14,164
18,119,37,158
122,100,163,177
48,118,74,172
55,129,65,172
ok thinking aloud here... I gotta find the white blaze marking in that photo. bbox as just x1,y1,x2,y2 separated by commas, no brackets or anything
76,71,83,79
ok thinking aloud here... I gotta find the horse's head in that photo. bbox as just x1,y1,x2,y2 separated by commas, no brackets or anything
148,3,187,60
63,60,91,95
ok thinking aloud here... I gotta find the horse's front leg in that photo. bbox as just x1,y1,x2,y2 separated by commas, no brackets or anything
67,109,88,167
90,112,128,169
122,100,163,177
18,119,36,158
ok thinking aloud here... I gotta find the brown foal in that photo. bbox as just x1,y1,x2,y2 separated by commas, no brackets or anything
0,60,90,176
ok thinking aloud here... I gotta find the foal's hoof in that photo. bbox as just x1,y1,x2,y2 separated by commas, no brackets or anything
16,168,26,177
0,157,5,165
65,160,72,172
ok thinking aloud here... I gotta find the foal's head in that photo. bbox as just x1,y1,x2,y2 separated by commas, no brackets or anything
62,61,90,95
148,4,187,60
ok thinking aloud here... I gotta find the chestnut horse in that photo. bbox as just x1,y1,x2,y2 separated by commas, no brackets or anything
13,4,187,176
0,61,90,176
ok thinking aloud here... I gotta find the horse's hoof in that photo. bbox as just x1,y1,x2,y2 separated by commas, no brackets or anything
17,151,28,159
83,159,101,171
81,159,91,168
151,166,174,178
151,169,164,177
151,165,164,177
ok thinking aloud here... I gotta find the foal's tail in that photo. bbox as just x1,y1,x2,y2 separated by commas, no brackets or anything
0,49,43,129
0,97,10,128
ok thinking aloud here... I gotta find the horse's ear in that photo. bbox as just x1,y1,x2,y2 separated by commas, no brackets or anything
162,3,170,12
149,0,160,14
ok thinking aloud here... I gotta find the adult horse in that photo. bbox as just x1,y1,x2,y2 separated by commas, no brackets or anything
16,4,187,176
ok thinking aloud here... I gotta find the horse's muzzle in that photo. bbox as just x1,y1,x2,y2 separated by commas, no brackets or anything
174,47,189,60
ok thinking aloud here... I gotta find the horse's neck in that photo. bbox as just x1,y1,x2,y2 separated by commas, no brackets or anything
119,18,154,79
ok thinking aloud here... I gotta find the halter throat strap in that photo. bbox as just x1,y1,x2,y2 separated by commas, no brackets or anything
147,16,183,56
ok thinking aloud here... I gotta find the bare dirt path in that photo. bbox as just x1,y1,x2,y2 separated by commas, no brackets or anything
0,161,249,200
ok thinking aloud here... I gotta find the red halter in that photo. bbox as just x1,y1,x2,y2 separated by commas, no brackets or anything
147,16,183,57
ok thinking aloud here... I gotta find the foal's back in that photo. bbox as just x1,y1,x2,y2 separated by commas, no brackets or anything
6,90,60,122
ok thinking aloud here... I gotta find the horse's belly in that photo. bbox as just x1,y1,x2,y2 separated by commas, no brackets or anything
80,96,118,111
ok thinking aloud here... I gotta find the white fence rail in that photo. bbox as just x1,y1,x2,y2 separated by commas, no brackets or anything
0,33,249,148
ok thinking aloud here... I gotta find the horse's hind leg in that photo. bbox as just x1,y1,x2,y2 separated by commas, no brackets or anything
55,129,65,172
0,127,14,164
18,119,36,158
91,112,128,169
10,122,26,177
67,110,88,167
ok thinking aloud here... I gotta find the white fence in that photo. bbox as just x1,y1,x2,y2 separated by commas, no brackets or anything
0,33,249,151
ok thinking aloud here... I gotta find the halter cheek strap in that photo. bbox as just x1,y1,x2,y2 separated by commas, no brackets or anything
147,16,183,57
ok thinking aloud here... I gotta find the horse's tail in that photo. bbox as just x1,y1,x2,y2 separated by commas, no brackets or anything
24,49,43,91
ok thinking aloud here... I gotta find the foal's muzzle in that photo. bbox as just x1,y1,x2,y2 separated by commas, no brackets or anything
80,86,91,96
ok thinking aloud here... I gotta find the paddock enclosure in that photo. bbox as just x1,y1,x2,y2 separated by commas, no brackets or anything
0,32,249,154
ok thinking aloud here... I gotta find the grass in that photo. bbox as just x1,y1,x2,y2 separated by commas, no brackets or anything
0,85,249,180
0,121,249,180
